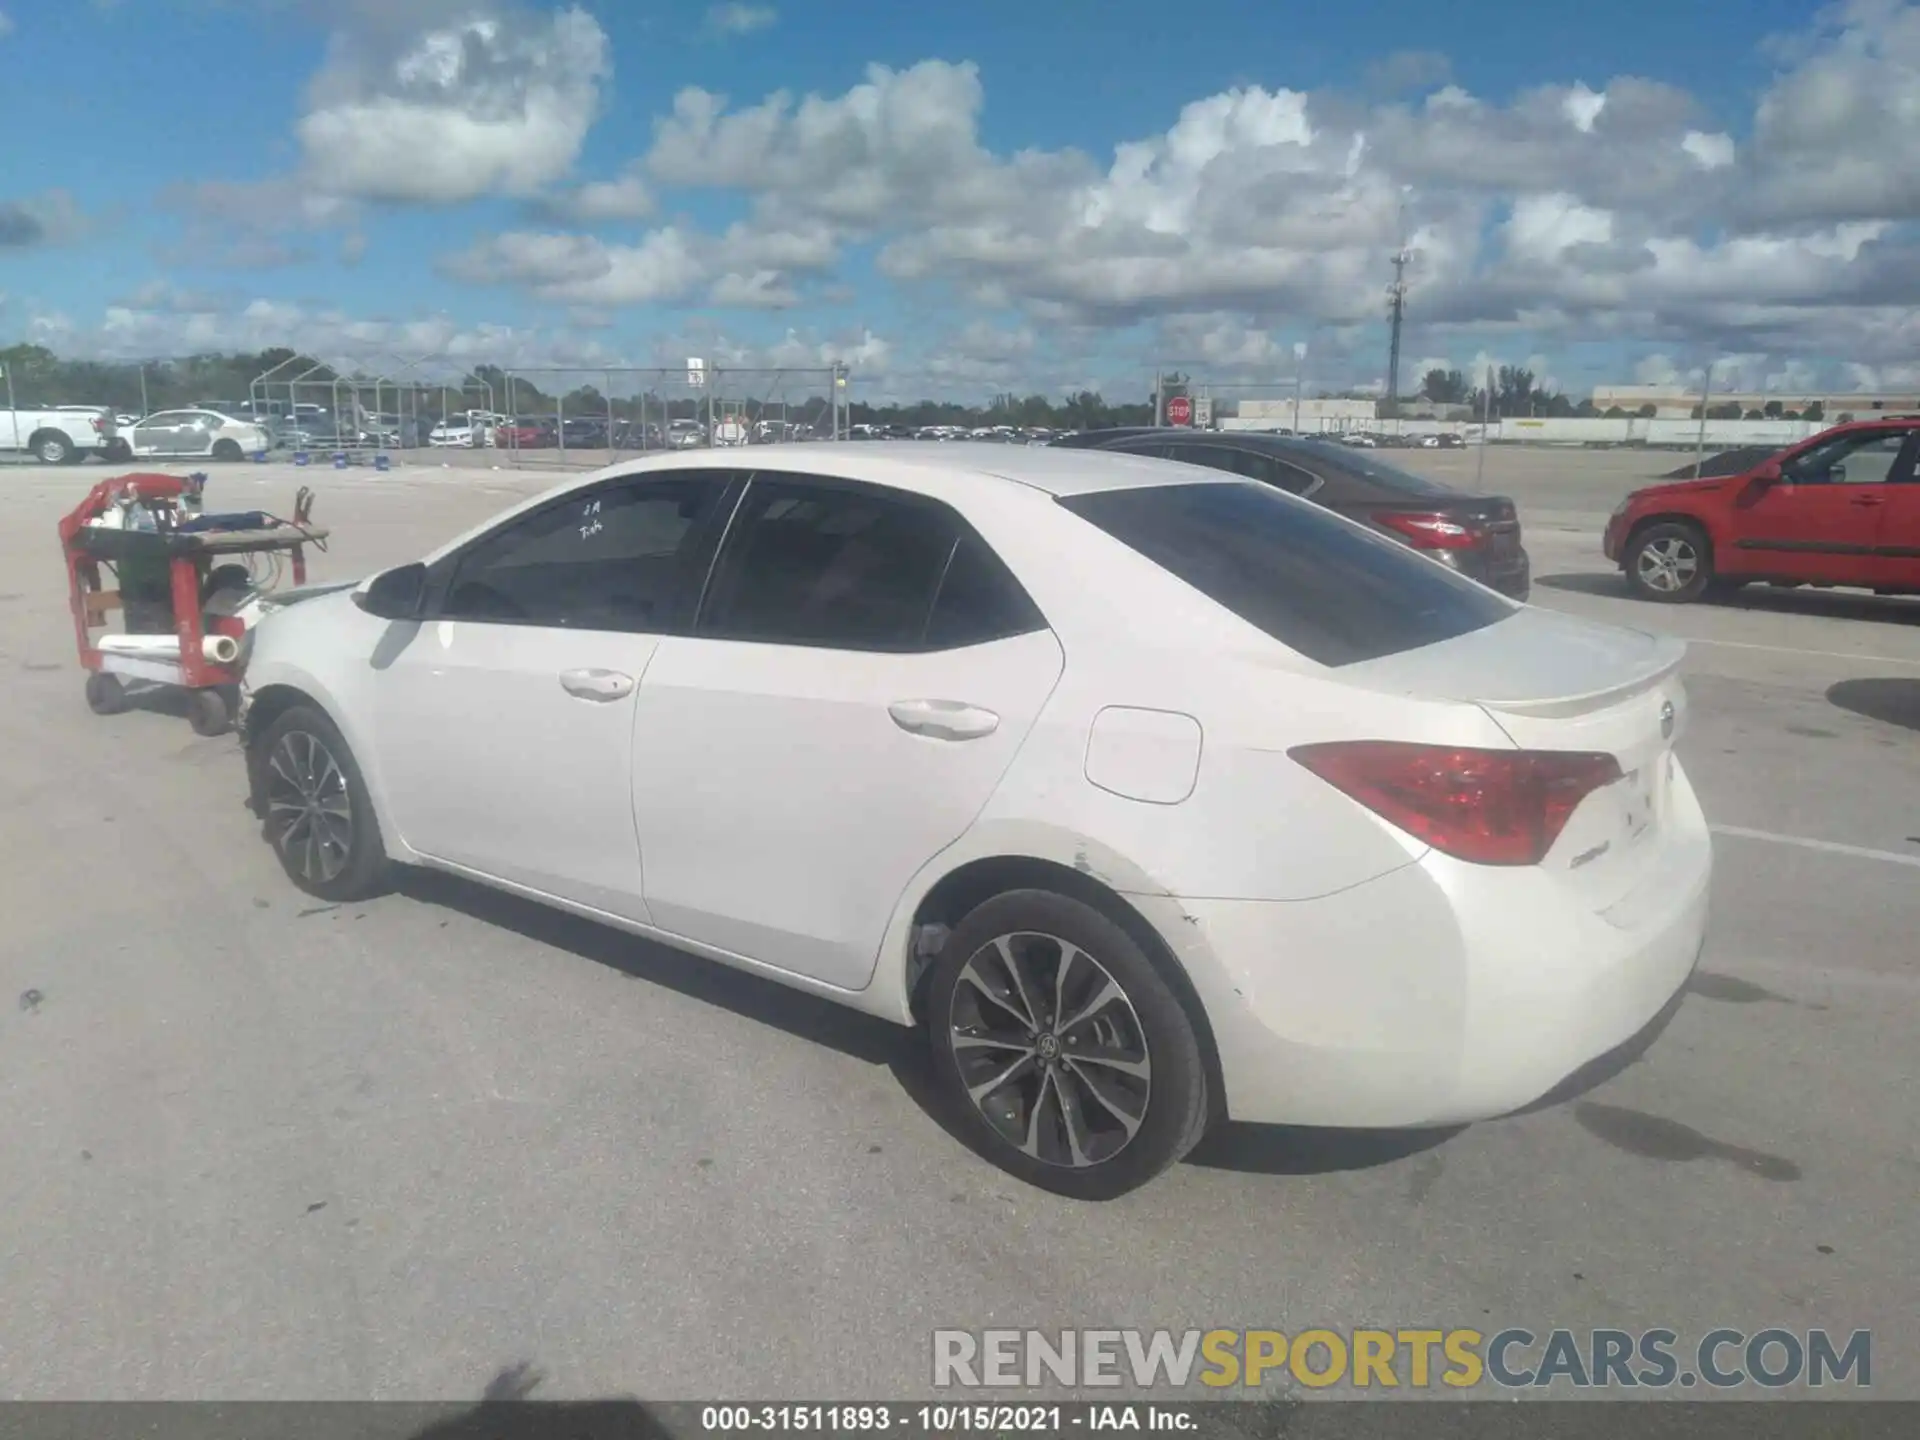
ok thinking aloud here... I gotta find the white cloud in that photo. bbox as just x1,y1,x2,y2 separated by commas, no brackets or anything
299,6,610,204
548,169,655,221
705,3,776,36
709,271,800,309
28,295,625,373
0,10,15,40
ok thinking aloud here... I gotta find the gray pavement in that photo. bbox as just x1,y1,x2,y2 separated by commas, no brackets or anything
0,451,1914,1402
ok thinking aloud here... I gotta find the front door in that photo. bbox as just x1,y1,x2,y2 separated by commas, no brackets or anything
1730,428,1918,584
632,474,1065,990
372,471,733,919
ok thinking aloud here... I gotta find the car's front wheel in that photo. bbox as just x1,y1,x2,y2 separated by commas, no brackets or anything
927,889,1210,1200
1625,520,1714,603
253,705,388,901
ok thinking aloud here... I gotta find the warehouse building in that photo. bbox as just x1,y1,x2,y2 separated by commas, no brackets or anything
1589,385,1920,419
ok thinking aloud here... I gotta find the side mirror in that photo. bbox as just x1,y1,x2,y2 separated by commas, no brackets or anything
1751,460,1783,484
352,562,427,620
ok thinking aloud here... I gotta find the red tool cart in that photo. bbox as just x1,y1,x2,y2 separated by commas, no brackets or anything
59,472,329,737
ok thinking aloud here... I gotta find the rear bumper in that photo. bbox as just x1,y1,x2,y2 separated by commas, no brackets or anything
1152,763,1712,1128
1446,547,1531,601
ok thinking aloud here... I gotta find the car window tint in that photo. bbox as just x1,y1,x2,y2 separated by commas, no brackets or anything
700,477,959,649
442,475,723,630
925,534,1047,649
1169,443,1317,495
1059,481,1512,667
1319,451,1462,496
1783,431,1912,485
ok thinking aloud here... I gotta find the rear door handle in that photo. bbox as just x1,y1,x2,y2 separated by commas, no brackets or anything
1849,495,1885,507
559,668,636,702
888,698,1000,741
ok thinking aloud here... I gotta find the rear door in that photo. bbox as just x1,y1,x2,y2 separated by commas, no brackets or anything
631,472,1065,990
1729,427,1917,584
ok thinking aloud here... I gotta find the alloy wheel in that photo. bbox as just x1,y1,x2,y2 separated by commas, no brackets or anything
1636,536,1699,593
948,932,1152,1168
266,730,354,885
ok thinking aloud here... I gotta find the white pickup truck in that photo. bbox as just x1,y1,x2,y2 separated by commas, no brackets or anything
2,406,120,464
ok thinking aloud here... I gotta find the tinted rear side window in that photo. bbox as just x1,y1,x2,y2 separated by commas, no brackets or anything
1315,449,1463,497
925,534,1047,649
1058,482,1513,666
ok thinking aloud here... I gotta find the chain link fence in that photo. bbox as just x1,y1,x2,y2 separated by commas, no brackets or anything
476,365,851,470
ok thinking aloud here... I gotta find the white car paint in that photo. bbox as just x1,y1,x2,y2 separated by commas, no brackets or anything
242,443,1710,1137
123,408,272,459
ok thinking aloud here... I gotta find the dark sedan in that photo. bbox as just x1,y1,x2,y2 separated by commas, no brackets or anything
1051,427,1531,600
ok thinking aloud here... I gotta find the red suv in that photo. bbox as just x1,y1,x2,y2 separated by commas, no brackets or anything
1604,419,1920,603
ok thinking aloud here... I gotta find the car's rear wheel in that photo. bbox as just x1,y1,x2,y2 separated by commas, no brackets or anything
1625,520,1713,603
33,431,74,464
212,438,244,461
926,889,1209,1200
254,704,388,901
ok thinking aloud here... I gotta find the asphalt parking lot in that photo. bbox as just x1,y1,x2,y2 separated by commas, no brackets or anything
1,447,1915,1402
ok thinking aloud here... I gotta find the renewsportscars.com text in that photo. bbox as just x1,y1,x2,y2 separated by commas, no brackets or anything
932,1327,1872,1391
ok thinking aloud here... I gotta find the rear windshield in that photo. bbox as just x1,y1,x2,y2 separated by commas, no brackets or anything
1059,481,1513,666
1306,445,1463,497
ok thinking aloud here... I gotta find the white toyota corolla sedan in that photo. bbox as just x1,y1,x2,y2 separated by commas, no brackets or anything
238,443,1711,1199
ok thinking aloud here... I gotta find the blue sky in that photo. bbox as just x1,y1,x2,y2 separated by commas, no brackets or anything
2,0,1915,402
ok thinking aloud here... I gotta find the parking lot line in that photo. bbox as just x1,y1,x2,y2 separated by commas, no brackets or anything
1684,636,1920,668
1710,824,1920,869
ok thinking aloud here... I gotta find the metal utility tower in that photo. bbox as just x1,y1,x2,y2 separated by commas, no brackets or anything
1385,244,1410,414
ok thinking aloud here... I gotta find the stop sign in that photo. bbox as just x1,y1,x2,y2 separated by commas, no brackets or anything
1166,395,1193,426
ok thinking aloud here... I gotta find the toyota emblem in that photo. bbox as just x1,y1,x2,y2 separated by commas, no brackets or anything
1659,700,1676,740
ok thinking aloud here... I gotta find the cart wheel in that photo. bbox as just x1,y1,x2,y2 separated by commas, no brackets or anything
187,687,232,737
85,672,129,716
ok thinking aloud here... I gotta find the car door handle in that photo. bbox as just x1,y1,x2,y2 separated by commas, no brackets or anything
887,699,1000,741
559,668,636,702
1849,495,1885,507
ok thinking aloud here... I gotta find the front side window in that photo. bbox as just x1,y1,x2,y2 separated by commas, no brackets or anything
440,475,726,630
698,477,965,650
1782,430,1916,486
1060,481,1512,667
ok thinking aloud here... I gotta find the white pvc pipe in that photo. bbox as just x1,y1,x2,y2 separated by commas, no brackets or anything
99,633,239,664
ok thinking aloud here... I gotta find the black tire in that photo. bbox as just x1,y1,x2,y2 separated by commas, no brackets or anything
1624,520,1713,603
252,704,388,901
85,671,128,716
32,431,73,465
187,687,232,737
211,438,244,462
926,889,1209,1200
203,563,254,605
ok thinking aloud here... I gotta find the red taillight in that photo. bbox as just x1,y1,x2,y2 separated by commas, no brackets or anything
92,415,107,433
1290,741,1622,866
1373,509,1484,550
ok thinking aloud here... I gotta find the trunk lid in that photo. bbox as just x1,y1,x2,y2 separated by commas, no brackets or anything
1338,607,1688,909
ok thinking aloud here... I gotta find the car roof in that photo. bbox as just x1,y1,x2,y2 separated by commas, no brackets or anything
656,440,1239,499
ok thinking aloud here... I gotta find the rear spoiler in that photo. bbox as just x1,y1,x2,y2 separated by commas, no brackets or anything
1471,640,1686,719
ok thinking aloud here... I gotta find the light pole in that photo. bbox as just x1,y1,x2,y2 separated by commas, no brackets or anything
1292,342,1306,435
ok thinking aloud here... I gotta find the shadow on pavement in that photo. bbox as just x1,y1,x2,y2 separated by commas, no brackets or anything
394,868,913,1069
404,1364,672,1440
1828,677,1920,733
394,869,1457,1186
1536,572,1920,625
1184,1122,1459,1175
